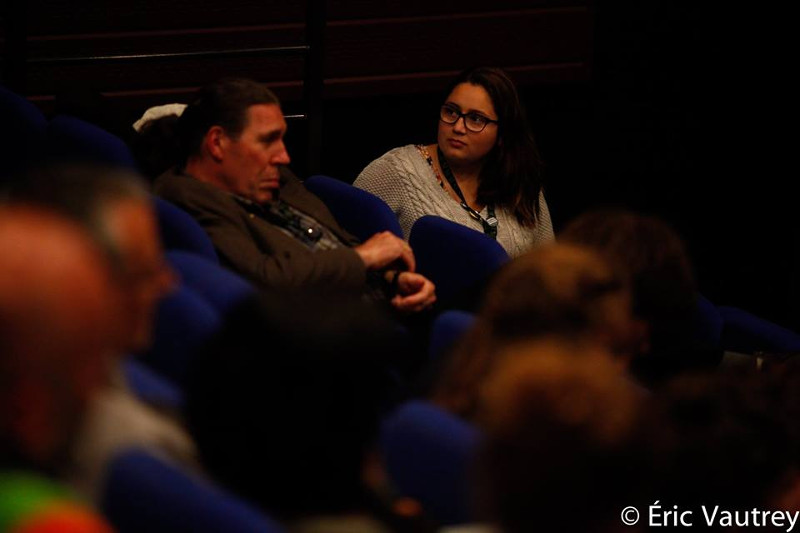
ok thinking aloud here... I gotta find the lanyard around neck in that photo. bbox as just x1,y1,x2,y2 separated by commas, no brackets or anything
436,146,498,239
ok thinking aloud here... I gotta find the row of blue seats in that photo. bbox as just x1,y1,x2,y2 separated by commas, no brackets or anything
0,85,138,178
430,299,800,367
98,399,476,533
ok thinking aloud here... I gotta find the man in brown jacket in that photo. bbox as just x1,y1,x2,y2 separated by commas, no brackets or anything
155,78,435,312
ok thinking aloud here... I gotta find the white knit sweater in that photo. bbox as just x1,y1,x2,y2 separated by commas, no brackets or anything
354,145,554,257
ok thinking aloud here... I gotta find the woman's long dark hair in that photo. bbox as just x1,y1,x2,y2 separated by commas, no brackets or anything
444,67,544,227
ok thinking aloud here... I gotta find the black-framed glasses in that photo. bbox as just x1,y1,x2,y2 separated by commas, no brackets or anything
439,105,498,133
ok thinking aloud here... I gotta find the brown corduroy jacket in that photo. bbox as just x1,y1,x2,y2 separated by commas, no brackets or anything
154,168,367,292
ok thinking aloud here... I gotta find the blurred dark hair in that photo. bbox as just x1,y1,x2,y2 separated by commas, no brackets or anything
561,210,696,323
432,243,632,418
643,370,798,510
186,290,405,519
477,343,647,533
444,67,544,227
560,210,720,385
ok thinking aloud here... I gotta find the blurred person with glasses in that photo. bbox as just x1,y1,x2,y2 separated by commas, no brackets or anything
355,66,554,257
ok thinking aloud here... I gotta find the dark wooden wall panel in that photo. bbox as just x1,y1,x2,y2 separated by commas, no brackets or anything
323,64,588,99
324,8,591,79
5,0,591,109
21,0,588,35
26,56,305,94
25,26,305,57
24,0,304,35
327,0,584,19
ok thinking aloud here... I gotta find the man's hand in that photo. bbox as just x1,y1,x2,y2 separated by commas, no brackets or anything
354,231,415,272
391,272,436,313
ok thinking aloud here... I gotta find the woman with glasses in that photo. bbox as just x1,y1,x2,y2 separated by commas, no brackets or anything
354,66,554,256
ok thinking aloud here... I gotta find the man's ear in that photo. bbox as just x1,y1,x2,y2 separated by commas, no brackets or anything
205,126,227,162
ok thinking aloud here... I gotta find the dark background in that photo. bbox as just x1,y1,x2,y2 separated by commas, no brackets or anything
2,1,796,328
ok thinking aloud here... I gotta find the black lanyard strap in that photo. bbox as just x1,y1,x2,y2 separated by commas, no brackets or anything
436,146,498,239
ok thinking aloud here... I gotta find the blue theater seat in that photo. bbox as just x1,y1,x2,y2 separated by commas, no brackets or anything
154,196,219,263
137,285,221,387
102,448,284,533
380,400,481,525
122,357,185,411
166,250,256,316
410,215,509,307
46,114,137,169
429,310,477,361
719,306,800,354
305,175,403,240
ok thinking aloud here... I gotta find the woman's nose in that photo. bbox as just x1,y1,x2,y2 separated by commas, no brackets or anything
452,116,468,134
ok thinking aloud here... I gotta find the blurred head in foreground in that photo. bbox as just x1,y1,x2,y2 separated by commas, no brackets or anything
433,242,643,418
476,338,645,533
186,291,405,520
560,209,720,385
9,164,176,353
0,207,119,469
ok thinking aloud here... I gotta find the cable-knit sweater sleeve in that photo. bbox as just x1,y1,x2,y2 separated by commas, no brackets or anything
353,146,416,238
536,191,555,243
